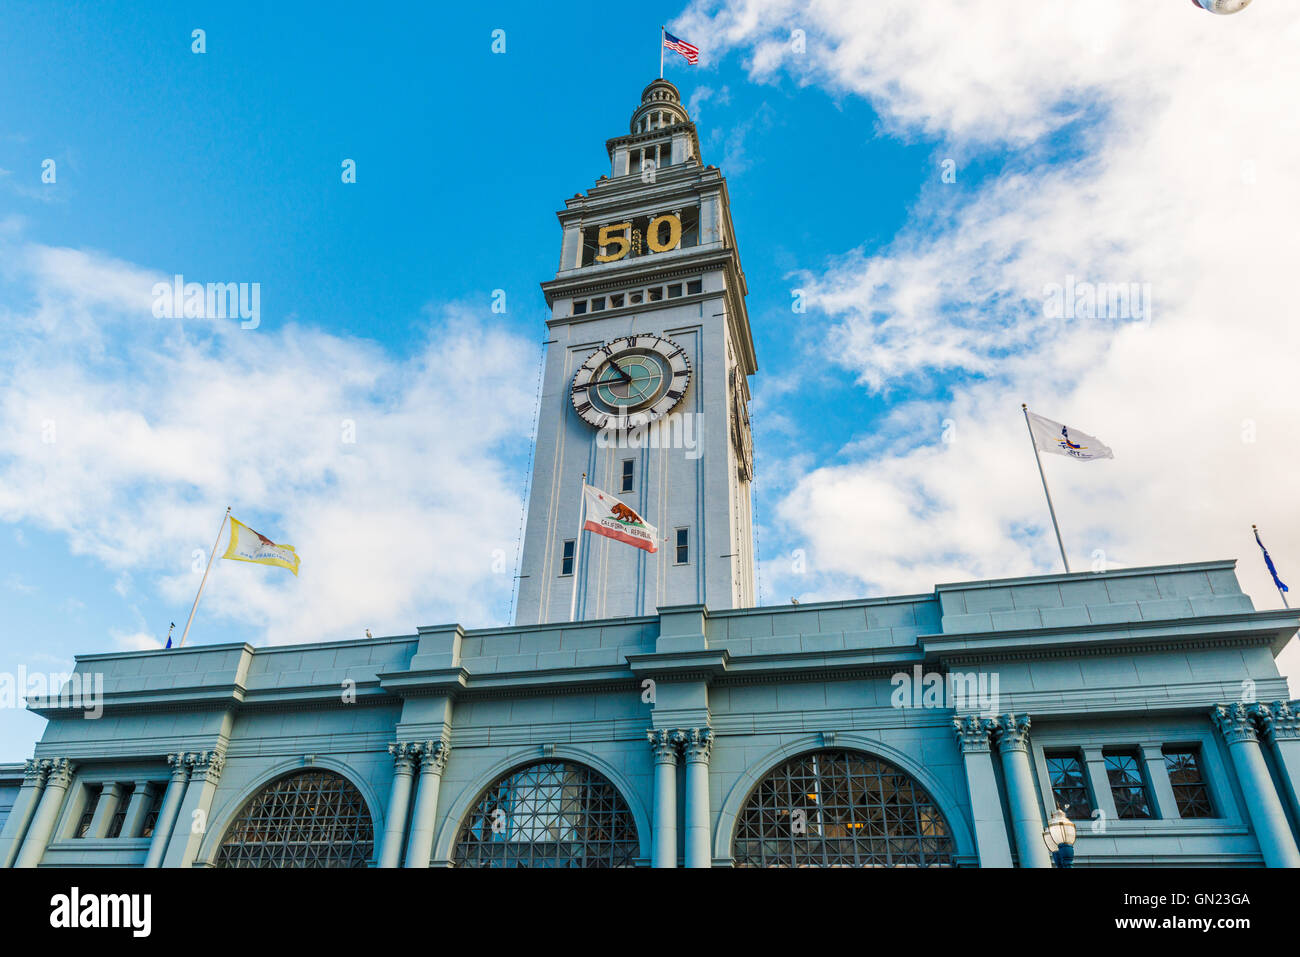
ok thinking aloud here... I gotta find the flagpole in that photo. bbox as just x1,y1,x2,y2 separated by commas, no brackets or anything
1253,524,1290,608
178,506,231,648
570,474,588,622
1022,404,1070,573
660,26,665,78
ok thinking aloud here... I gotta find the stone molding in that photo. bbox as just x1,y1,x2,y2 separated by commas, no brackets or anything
1211,702,1259,745
1248,700,1300,742
414,740,451,774
185,750,225,784
953,715,997,753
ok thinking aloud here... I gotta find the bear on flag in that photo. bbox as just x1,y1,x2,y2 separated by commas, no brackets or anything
581,484,658,553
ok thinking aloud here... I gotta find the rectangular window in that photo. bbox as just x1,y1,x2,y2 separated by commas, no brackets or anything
675,527,689,565
1045,752,1093,819
686,279,702,295
610,293,625,308
1164,748,1215,818
647,287,663,302
667,283,683,298
560,539,576,576
572,300,587,315
590,297,605,312
140,787,165,839
106,783,136,838
76,785,103,838
620,459,634,492
1104,749,1154,819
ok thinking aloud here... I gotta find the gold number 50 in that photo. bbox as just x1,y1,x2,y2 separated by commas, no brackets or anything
595,223,631,262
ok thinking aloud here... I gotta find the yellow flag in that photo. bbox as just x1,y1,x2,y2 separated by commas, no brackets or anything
221,517,300,576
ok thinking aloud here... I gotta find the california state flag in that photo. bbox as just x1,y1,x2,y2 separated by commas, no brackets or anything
582,484,658,553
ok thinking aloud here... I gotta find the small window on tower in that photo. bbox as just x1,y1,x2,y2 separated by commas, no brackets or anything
590,297,606,312
560,540,576,577
674,528,689,565
572,300,587,316
687,279,702,295
610,293,625,308
621,459,634,492
647,287,663,302
667,284,683,298
680,207,700,248
630,291,644,305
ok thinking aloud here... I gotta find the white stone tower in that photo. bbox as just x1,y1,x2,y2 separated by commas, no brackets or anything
514,79,757,625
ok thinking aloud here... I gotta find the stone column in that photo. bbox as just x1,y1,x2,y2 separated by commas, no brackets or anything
647,729,682,868
14,758,75,868
994,715,1051,868
143,753,190,868
1253,701,1300,832
378,742,418,868
1138,742,1180,820
0,759,47,868
1081,746,1119,823
404,740,451,869
87,781,123,839
682,728,713,868
119,781,154,839
952,716,1013,867
1211,703,1300,868
162,751,226,867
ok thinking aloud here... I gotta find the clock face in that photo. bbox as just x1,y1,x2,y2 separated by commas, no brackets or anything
571,334,691,429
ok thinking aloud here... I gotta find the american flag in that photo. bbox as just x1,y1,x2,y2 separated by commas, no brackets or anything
663,30,699,65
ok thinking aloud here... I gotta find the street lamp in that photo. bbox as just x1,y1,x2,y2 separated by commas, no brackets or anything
1043,807,1077,868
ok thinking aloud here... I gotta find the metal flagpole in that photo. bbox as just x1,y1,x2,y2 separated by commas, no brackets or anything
1022,404,1070,573
660,25,665,78
1253,524,1290,608
569,474,588,622
178,506,231,648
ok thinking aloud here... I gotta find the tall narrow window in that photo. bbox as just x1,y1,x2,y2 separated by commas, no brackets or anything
675,527,689,565
560,539,575,576
1045,752,1093,819
106,783,136,838
1164,748,1214,818
621,459,635,492
140,787,165,839
75,785,103,838
1104,750,1154,819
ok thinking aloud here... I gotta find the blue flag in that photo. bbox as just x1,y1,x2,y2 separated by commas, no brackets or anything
1254,527,1288,594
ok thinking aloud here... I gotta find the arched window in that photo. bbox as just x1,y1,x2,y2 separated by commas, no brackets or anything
214,769,374,868
732,749,955,867
453,760,639,868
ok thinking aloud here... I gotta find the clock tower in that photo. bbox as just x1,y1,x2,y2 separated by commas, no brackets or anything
515,79,757,625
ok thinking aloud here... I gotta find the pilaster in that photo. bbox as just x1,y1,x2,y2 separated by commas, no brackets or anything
952,715,1013,867
0,758,47,868
13,758,75,868
404,740,452,869
993,714,1050,868
378,741,419,868
162,750,226,867
1211,703,1300,868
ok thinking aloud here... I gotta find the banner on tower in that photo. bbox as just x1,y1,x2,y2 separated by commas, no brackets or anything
582,485,658,553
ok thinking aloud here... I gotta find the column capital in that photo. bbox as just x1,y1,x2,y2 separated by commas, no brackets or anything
953,715,996,753
647,728,685,764
1211,702,1259,744
185,750,225,784
1251,700,1300,743
993,714,1032,754
166,752,190,782
414,740,451,774
21,758,46,786
43,758,75,789
388,741,420,772
99,780,123,798
682,728,713,764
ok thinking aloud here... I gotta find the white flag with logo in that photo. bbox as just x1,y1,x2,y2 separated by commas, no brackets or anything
1027,411,1114,461
581,484,658,553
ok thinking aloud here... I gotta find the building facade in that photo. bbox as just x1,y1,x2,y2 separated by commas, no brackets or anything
1,82,1298,869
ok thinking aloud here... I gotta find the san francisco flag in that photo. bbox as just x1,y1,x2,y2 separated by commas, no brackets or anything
582,484,658,553
221,517,300,575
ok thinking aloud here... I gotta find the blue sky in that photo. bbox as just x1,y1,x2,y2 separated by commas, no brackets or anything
2,1,1298,758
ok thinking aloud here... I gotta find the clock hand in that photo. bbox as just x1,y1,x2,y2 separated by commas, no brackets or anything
607,360,633,383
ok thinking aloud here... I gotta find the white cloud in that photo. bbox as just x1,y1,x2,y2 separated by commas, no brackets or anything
0,237,537,645
685,1,1300,684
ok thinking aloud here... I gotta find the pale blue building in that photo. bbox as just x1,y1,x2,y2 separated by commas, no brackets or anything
1,81,1297,868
